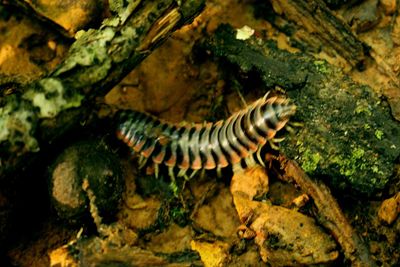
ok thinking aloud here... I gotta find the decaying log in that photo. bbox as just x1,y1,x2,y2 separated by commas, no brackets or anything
0,0,205,179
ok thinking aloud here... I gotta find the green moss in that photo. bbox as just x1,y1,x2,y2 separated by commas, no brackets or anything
313,60,331,74
300,148,321,173
374,129,384,140
352,148,365,158
354,99,372,116
332,147,365,178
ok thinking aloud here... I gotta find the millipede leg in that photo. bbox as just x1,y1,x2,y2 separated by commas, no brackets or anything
169,166,178,195
285,121,303,133
268,139,280,150
138,155,148,169
245,155,256,167
154,163,159,178
235,87,248,107
272,137,285,143
289,121,304,127
200,168,206,179
217,167,222,177
178,168,190,181
232,163,243,173
256,149,265,167
285,124,295,134
189,169,198,179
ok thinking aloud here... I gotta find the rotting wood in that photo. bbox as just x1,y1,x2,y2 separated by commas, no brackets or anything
0,0,205,179
279,156,377,267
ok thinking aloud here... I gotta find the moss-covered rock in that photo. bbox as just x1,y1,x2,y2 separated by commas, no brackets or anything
283,61,400,195
204,25,400,195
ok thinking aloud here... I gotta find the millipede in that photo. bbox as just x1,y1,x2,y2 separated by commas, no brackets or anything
116,92,296,182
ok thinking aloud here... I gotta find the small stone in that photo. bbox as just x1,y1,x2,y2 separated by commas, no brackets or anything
49,140,124,224
292,193,310,208
378,193,400,225
190,240,230,267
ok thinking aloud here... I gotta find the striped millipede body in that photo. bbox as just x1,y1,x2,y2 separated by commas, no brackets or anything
116,93,296,179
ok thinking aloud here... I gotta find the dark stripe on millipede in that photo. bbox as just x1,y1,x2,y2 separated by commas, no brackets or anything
220,120,243,161
261,104,279,130
242,109,260,143
232,114,252,150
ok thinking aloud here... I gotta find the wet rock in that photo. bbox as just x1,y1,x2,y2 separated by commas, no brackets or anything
49,140,124,224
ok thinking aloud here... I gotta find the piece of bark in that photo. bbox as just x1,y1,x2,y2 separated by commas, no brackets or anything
280,157,376,267
0,0,205,179
268,0,368,68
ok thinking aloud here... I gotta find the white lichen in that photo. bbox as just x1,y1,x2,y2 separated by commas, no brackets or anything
24,78,83,118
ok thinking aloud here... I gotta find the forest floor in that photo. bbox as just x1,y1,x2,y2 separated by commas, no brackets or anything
1,1,400,266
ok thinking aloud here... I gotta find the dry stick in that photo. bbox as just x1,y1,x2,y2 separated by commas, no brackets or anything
0,0,205,178
279,156,376,267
